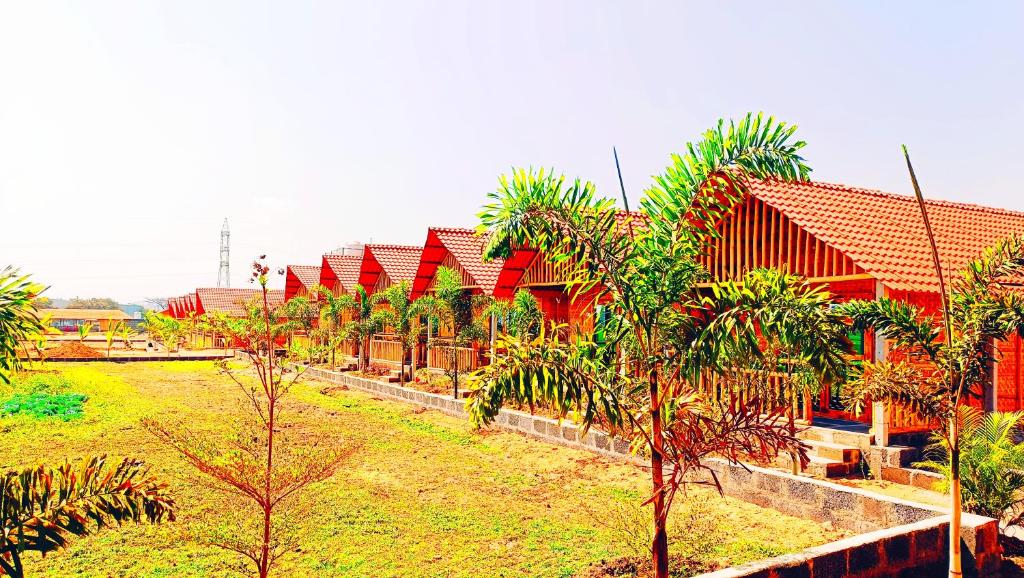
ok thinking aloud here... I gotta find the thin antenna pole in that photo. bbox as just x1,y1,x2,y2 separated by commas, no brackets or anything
614,147,636,241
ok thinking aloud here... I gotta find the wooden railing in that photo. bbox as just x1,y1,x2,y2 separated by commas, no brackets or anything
698,370,810,422
887,403,935,433
370,335,404,366
427,339,482,372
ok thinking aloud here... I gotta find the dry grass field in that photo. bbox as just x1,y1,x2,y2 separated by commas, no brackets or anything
1,362,847,577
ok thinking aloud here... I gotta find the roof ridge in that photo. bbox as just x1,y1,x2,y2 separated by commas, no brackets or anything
758,177,1024,218
366,244,423,251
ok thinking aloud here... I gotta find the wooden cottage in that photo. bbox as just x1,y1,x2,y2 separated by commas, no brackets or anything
701,178,1024,443
284,265,322,302
411,227,506,373
357,244,423,370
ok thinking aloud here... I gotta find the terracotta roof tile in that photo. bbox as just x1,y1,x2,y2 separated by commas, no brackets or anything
320,254,362,294
412,228,506,297
359,245,422,292
195,288,285,317
747,178,1024,292
284,265,322,300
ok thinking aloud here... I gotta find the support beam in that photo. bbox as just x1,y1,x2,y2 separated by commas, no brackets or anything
872,280,890,447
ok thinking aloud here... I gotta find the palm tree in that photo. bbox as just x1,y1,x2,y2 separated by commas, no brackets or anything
693,268,851,473
0,455,175,578
76,322,93,344
371,281,421,385
0,267,47,383
840,234,1024,578
413,267,488,398
470,113,812,578
482,289,544,342
281,295,320,363
349,285,381,372
315,285,356,370
104,321,124,358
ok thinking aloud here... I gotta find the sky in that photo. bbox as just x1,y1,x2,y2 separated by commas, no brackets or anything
2,1,1023,303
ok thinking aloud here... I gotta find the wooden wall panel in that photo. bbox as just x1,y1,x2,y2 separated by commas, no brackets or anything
701,197,864,281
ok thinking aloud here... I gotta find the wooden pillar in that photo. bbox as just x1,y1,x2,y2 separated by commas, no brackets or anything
489,314,497,357
985,338,999,412
871,280,890,447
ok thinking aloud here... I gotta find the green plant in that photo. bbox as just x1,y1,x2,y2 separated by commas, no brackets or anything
414,267,489,398
104,321,124,358
143,312,180,355
0,455,175,578
471,113,811,578
281,296,320,363
315,285,357,370
483,289,544,341
840,152,1024,577
917,408,1024,525
371,281,421,385
76,322,94,343
1,391,88,421
0,268,48,383
146,256,353,578
694,268,851,473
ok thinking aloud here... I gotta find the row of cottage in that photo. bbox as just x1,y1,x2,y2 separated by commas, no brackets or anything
163,178,1024,445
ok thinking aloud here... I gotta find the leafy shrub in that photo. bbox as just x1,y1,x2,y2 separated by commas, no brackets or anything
917,407,1024,523
1,372,87,420
2,391,88,420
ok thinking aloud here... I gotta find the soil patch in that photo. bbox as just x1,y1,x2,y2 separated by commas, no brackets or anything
44,342,104,359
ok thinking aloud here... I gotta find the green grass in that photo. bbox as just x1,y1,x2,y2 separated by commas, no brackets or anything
1,362,845,577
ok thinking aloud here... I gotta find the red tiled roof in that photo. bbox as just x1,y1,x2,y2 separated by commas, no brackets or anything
195,288,285,317
412,228,506,297
488,211,649,298
358,245,422,293
284,265,322,301
319,254,362,294
747,178,1024,292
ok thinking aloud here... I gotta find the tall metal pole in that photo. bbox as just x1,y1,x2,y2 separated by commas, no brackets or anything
218,218,231,288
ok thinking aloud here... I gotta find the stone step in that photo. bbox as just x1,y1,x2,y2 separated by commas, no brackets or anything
776,452,858,478
803,439,861,463
797,426,873,450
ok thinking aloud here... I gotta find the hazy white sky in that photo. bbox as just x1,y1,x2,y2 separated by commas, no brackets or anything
2,1,1023,303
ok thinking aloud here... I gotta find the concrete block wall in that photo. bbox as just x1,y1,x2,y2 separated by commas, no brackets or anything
298,365,1001,577
699,514,1000,578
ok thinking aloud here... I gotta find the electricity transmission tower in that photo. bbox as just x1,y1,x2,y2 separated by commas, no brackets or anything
217,218,230,288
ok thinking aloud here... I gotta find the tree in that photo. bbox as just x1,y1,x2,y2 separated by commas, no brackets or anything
415,267,488,398
470,113,812,578
483,289,544,342
0,267,47,383
142,311,181,356
119,322,137,352
370,281,421,385
315,285,356,370
840,235,1024,578
146,257,352,578
76,322,93,343
693,268,851,473
66,297,120,310
104,321,124,358
281,296,320,363
348,285,381,373
0,455,175,578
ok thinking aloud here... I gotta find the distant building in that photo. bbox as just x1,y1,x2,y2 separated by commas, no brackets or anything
44,309,132,332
